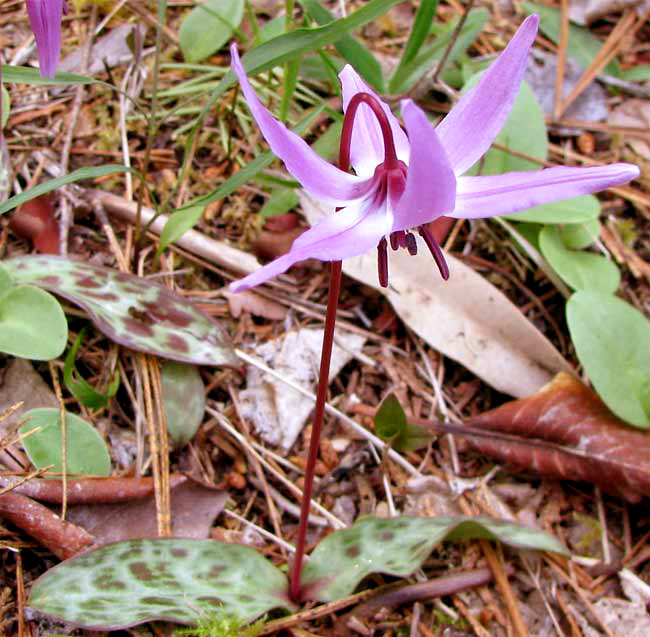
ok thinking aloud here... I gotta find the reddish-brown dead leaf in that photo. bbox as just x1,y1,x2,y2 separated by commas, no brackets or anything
464,372,650,502
222,289,287,320
65,478,227,546
9,195,60,254
254,225,306,261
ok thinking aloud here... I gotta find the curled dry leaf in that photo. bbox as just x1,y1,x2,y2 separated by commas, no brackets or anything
465,372,650,502
9,195,60,254
0,492,94,559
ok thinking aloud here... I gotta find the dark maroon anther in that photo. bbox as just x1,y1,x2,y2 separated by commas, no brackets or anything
406,232,417,255
377,237,389,287
419,224,450,280
389,231,399,251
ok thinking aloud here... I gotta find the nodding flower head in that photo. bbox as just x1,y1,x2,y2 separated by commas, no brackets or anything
228,15,639,293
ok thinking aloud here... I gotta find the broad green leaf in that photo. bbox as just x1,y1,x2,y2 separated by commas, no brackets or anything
162,361,205,448
504,194,601,224
64,327,120,409
259,189,299,219
619,65,650,82
301,516,567,601
28,538,292,629
20,408,111,476
523,2,620,76
567,291,650,428
1,65,98,86
298,0,385,91
3,255,237,367
0,285,67,360
179,0,244,64
388,8,489,94
539,225,620,294
1,84,9,128
157,205,205,255
0,164,136,215
558,219,601,250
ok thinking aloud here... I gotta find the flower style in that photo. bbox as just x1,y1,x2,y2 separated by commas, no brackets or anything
229,15,639,293
26,0,65,78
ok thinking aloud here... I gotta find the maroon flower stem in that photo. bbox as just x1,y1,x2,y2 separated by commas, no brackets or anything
289,259,342,603
289,91,396,603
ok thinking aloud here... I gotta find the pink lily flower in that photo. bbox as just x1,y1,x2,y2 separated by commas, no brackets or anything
229,15,639,292
26,0,64,78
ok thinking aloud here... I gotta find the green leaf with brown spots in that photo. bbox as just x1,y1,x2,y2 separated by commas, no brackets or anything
301,516,567,602
28,538,293,630
2,255,237,367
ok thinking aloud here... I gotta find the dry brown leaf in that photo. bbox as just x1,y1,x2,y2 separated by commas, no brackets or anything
301,194,570,398
610,99,650,160
65,479,227,546
465,372,650,502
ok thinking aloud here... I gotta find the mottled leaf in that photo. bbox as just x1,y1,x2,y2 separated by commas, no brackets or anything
301,516,566,602
161,361,205,447
20,408,111,476
567,292,650,428
465,372,650,501
28,538,293,629
0,285,67,360
3,255,237,366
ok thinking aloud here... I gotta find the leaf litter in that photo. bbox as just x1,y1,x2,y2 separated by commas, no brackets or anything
0,2,649,636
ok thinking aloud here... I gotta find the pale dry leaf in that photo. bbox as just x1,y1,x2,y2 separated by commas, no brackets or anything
222,289,287,320
239,327,366,452
569,0,650,25
301,194,571,398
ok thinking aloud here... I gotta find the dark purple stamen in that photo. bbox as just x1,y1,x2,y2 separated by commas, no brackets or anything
406,232,417,255
419,224,450,280
389,231,400,251
377,237,388,287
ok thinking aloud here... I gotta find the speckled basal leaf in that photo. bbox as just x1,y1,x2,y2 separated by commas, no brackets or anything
3,255,237,366
28,538,293,629
161,361,205,448
301,516,567,602
20,408,111,476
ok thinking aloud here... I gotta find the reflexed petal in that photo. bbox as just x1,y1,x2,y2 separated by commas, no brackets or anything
451,163,640,219
436,15,539,176
391,100,456,231
26,0,64,78
339,65,410,177
231,45,373,206
230,190,391,292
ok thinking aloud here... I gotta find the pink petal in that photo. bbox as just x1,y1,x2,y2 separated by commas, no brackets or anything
26,0,64,78
230,186,390,292
436,15,539,176
451,164,640,219
339,65,410,177
231,45,374,206
391,100,456,231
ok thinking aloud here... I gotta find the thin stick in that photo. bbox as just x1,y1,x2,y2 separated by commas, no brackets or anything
16,551,26,637
554,0,569,120
48,362,67,520
481,541,527,637
556,11,638,118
